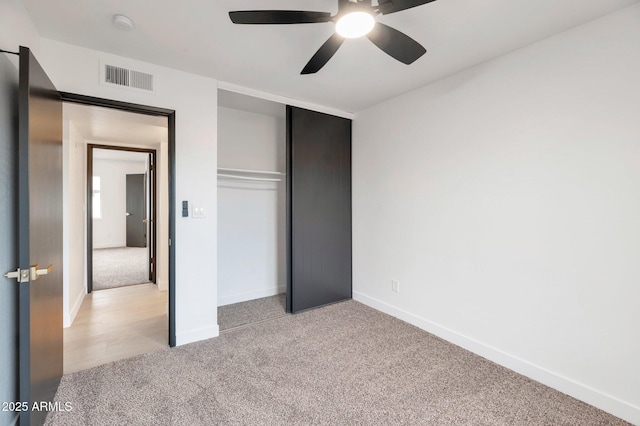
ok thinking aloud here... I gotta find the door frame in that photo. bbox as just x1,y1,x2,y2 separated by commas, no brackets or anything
60,91,177,347
88,145,157,287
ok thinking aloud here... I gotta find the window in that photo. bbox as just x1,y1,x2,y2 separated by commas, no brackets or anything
92,176,102,219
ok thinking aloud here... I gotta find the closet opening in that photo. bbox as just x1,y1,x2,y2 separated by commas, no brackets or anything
217,89,288,331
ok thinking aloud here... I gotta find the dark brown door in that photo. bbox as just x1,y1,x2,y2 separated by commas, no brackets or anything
18,46,64,425
287,106,352,313
126,173,146,248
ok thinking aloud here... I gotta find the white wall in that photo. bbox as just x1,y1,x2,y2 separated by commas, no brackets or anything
217,106,286,305
62,118,87,327
38,38,219,345
353,4,640,424
157,142,169,291
0,0,40,64
92,157,147,249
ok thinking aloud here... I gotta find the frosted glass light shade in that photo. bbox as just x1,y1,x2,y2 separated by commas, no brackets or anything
335,12,375,38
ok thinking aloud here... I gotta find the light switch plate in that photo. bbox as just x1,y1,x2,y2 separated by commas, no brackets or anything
192,206,206,218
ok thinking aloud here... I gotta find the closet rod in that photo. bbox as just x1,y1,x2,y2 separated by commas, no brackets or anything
217,173,282,182
217,167,285,176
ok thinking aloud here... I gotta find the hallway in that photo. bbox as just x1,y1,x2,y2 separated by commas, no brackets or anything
64,283,167,374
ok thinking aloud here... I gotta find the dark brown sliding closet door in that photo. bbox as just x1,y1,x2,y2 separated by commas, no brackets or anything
287,106,352,313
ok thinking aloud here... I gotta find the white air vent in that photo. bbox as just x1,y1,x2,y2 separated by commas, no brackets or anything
101,62,155,93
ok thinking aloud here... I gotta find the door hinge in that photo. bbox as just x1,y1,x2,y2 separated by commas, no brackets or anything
4,268,31,283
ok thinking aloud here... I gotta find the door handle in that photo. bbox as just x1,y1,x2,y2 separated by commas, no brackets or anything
30,264,53,281
143,219,149,223
126,212,132,216
4,265,53,282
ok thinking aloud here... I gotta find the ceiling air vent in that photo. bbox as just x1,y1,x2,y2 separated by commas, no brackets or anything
102,63,155,92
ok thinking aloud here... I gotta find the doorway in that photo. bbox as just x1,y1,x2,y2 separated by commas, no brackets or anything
61,95,176,373
89,146,157,292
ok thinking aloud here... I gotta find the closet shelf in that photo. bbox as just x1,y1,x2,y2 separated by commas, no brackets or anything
217,167,285,182
217,167,285,176
217,173,281,182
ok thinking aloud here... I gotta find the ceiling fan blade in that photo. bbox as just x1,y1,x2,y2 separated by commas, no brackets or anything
301,33,345,74
366,23,426,65
377,0,438,15
229,10,332,24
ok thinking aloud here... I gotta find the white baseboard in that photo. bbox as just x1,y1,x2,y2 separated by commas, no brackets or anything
353,291,640,425
218,285,285,307
157,280,168,291
64,289,86,328
175,324,219,346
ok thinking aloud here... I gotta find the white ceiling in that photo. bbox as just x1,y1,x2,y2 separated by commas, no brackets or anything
64,102,168,145
93,148,148,162
218,89,286,118
23,0,638,113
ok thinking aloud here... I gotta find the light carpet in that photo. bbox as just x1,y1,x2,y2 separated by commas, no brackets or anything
218,294,287,331
45,301,628,425
92,247,150,291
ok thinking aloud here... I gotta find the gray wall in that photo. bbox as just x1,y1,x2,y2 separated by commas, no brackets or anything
0,54,19,426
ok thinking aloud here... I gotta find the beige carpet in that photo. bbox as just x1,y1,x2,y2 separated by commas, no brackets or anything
45,301,629,425
218,294,287,331
92,247,150,291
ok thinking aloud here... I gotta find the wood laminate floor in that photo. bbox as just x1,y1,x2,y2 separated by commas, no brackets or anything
64,283,168,374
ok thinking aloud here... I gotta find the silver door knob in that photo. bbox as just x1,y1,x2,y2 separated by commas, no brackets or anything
126,212,132,216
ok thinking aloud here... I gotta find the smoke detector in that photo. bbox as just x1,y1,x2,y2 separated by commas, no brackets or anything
113,14,134,31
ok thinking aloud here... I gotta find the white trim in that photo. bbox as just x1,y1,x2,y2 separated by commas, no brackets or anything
175,324,219,346
218,285,286,307
353,291,640,425
157,279,168,291
64,289,85,328
217,81,355,120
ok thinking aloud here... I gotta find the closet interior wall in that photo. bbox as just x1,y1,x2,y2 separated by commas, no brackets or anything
217,90,286,306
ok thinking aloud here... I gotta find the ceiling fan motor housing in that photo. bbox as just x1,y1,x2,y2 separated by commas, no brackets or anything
340,0,373,13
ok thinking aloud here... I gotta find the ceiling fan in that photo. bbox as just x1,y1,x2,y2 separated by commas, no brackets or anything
229,0,437,74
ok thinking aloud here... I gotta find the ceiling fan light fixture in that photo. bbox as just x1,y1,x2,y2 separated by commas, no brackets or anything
335,11,375,38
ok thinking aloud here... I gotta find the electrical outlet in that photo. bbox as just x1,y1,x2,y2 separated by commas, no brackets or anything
391,279,400,293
